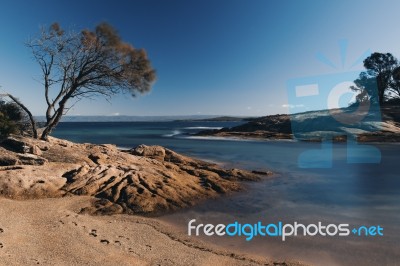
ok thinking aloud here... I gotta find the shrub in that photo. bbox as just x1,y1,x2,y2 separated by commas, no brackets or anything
0,100,27,139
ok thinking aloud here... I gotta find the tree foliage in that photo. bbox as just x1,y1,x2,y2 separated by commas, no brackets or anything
391,66,400,98
0,99,26,139
27,22,156,140
361,52,398,104
350,72,378,104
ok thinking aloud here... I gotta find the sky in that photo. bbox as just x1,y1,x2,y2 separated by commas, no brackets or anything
1,0,400,116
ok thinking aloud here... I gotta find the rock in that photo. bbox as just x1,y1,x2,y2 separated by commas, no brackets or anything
251,170,273,176
0,156,19,166
0,164,67,199
17,154,47,165
1,137,31,153
0,137,47,156
30,145,43,156
0,147,20,166
88,153,104,164
130,144,166,161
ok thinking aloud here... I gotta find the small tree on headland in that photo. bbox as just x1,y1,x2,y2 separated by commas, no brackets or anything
350,72,379,104
363,52,397,104
26,22,156,140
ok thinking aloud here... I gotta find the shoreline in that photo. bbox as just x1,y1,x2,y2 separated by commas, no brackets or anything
183,134,296,143
194,131,400,143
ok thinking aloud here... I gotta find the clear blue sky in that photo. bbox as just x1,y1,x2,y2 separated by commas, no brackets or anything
1,0,400,116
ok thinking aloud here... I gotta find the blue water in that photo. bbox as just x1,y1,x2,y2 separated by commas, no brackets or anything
53,121,400,266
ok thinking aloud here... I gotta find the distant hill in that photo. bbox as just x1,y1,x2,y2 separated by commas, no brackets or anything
34,115,220,122
175,116,253,122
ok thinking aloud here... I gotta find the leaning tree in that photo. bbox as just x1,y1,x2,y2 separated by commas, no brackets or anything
25,22,156,140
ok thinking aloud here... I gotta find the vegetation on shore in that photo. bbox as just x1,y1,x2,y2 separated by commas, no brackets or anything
0,100,30,138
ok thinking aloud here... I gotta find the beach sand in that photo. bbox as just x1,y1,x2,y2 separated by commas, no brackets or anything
0,196,304,265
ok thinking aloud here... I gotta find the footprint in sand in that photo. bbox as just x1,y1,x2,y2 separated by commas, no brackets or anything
118,235,130,241
67,220,136,254
30,258,40,264
0,243,3,248
128,247,138,255
100,239,110,245
89,229,97,237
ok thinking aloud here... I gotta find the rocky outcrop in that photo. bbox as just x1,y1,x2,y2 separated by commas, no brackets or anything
0,147,47,166
0,136,271,215
1,136,48,155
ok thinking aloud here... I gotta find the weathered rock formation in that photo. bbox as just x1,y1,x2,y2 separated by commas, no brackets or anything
0,136,271,215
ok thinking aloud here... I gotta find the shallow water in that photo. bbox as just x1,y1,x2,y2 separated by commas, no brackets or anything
53,122,400,266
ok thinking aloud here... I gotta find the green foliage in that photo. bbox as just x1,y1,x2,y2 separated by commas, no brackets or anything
362,52,398,104
351,72,378,104
392,66,400,97
0,100,24,139
352,52,400,105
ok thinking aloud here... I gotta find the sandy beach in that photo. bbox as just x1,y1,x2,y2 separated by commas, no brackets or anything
0,196,306,265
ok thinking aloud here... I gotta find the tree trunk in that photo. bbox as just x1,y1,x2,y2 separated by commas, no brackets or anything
377,75,385,105
40,103,66,140
379,89,385,105
41,87,77,140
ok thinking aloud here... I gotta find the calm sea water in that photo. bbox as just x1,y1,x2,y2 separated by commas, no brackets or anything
53,121,400,266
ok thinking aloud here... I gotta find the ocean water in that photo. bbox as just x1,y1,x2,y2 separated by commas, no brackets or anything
53,121,400,266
